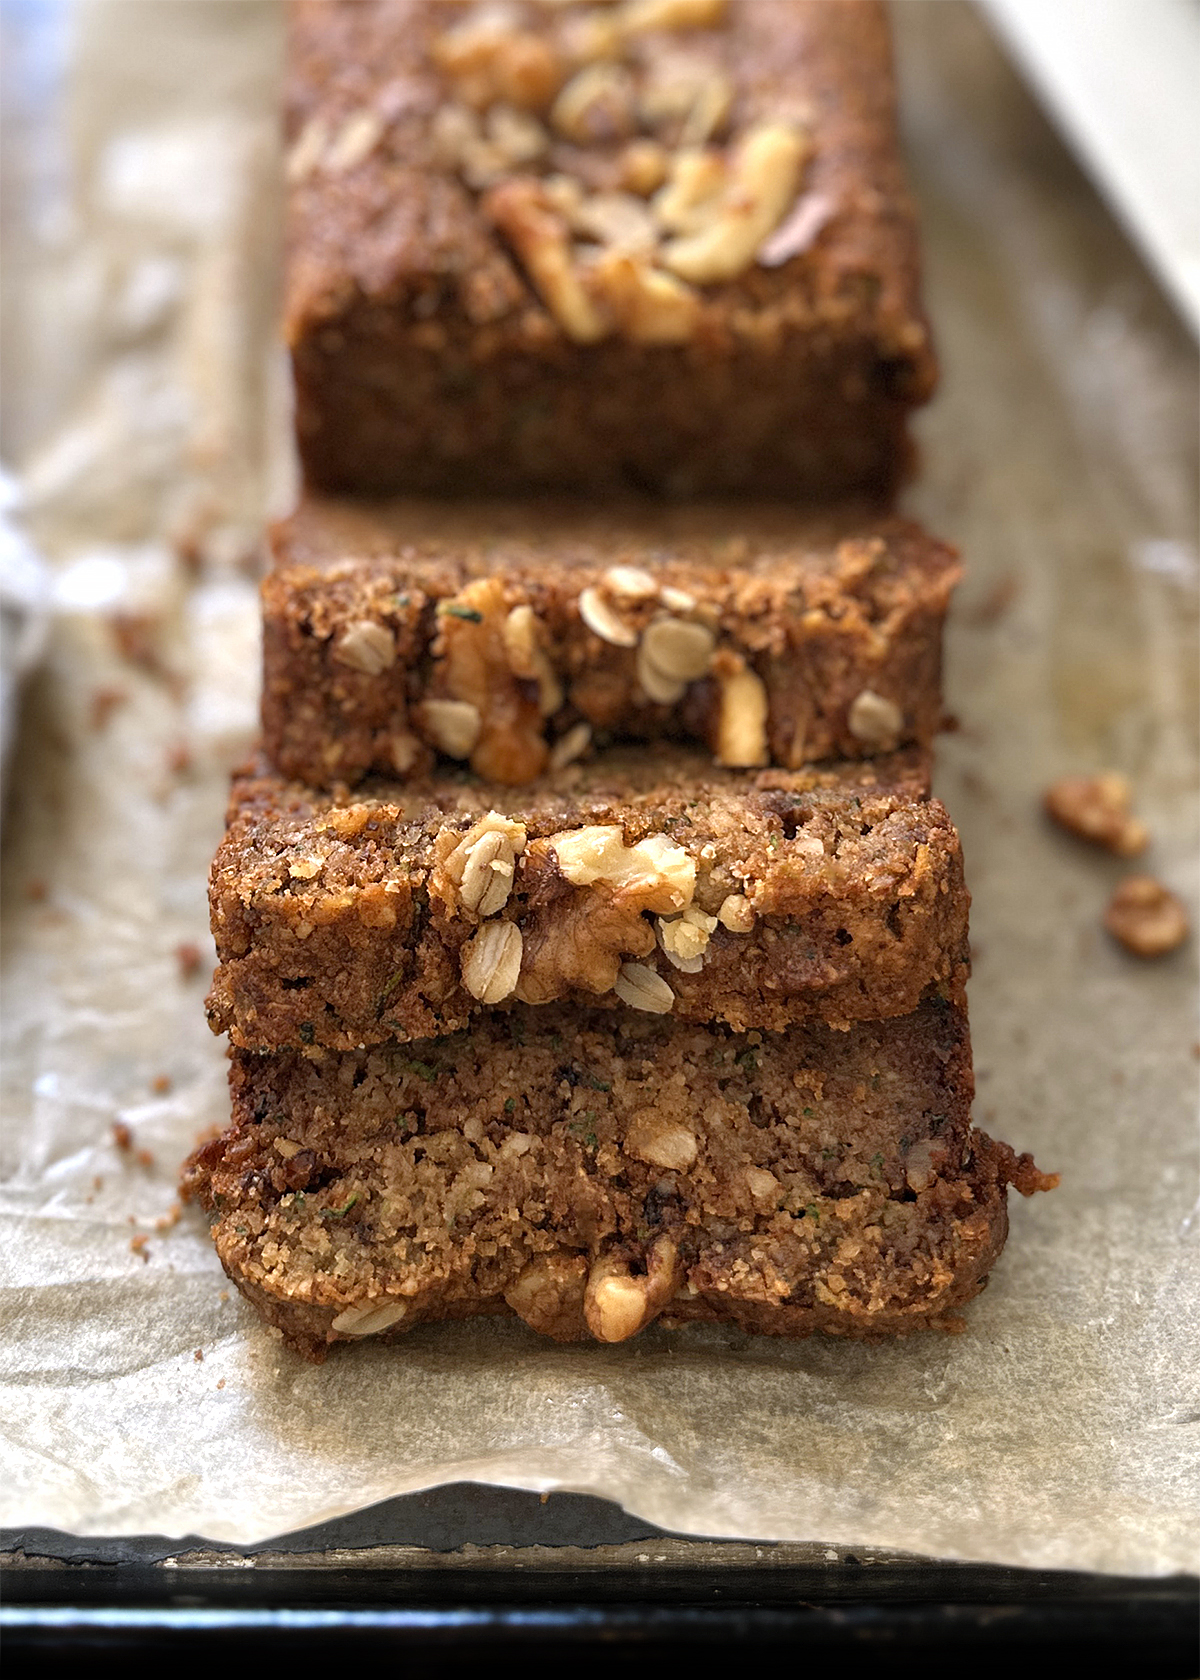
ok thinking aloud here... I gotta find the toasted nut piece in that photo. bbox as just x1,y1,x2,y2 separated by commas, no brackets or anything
619,0,727,34
847,688,903,747
1044,773,1149,856
589,250,702,344
678,70,733,147
715,665,769,767
603,565,658,599
515,889,655,1003
579,584,638,646
461,919,524,1001
1104,876,1189,957
333,620,395,675
617,137,669,195
584,1235,683,1344
484,177,609,343
548,720,592,770
331,1300,408,1336
325,108,385,173
613,960,674,1013
717,892,755,933
745,1166,779,1204
625,1110,698,1171
432,14,563,112
562,7,622,65
459,105,550,189
658,904,717,971
274,1137,302,1159
641,615,715,683
418,697,482,759
653,148,727,234
572,191,657,253
503,603,564,716
459,830,518,917
661,123,810,285
550,61,635,144
505,1250,589,1340
550,825,695,911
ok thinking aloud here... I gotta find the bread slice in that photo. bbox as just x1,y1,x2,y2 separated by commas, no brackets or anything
182,1002,1053,1362
206,746,968,1051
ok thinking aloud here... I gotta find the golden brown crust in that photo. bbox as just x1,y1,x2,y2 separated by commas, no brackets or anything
177,1003,1047,1362
284,0,936,498
204,746,969,1051
263,498,960,787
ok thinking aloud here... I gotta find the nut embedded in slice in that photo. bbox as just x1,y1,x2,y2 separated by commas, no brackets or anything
624,1110,698,1171
848,688,903,748
483,176,609,343
715,664,769,767
584,1235,683,1343
330,1300,408,1336
417,697,483,759
1104,876,1188,957
717,892,755,933
333,620,395,676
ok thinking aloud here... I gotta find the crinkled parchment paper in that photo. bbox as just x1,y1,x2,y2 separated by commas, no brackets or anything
1,1,1196,1571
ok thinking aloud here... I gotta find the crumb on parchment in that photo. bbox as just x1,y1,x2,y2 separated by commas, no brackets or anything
1104,876,1189,958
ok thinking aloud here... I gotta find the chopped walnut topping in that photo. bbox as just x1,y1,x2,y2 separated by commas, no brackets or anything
461,919,524,1001
417,697,483,759
286,115,330,184
660,124,810,285
624,1110,697,1171
1104,876,1188,958
331,1300,408,1336
570,192,657,253
847,688,903,748
432,577,549,782
613,960,674,1013
548,720,592,769
550,61,636,144
653,147,727,233
717,892,755,933
1044,773,1149,856
459,104,550,188
617,137,669,195
483,176,609,342
589,249,701,343
333,619,395,676
578,583,638,646
714,662,769,767
431,9,564,112
657,903,717,972
584,1234,683,1343
516,889,656,1003
548,825,694,912
504,1250,589,1339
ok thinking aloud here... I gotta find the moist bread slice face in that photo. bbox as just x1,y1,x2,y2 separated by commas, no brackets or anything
285,0,936,499
205,747,969,1051
183,1003,1051,1362
264,498,959,788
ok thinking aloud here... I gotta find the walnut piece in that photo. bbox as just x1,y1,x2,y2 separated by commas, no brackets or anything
584,1235,683,1343
660,123,810,285
1104,876,1188,957
548,825,695,912
717,892,755,933
417,697,483,759
618,0,727,36
484,176,609,343
714,662,769,767
847,688,903,748
624,1110,697,1171
461,919,524,1001
431,11,563,112
515,890,656,1003
333,620,395,676
330,1300,408,1336
657,903,717,972
504,1250,589,1340
503,603,564,717
550,61,635,145
432,577,549,783
1044,772,1149,856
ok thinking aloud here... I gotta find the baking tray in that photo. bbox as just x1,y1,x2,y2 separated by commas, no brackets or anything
1,0,1197,1652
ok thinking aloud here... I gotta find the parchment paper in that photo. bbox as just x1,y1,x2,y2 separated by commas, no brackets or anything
1,0,1196,1572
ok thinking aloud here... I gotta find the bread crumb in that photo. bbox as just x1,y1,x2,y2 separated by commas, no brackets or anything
90,686,128,730
175,942,203,979
152,1074,172,1095
113,1122,133,1150
1044,772,1148,856
194,1348,204,1362
1104,876,1188,957
130,1234,150,1262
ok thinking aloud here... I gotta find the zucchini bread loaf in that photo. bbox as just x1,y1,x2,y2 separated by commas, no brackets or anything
206,747,968,1052
264,498,959,787
182,1003,1053,1362
285,0,936,498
